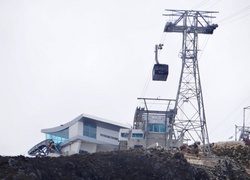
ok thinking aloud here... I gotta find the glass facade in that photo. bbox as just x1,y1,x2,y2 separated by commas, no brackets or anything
148,124,165,132
83,123,96,139
46,128,69,145
132,133,143,138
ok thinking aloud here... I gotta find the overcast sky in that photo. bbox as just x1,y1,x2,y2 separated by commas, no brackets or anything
1,0,250,156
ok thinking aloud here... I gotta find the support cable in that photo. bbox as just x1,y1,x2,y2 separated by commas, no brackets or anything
192,0,211,10
220,11,250,25
206,0,221,10
216,4,250,23
209,94,250,134
198,36,210,61
210,111,243,139
138,31,167,102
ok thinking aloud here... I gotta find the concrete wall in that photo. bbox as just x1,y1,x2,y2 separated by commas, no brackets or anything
96,126,119,145
80,143,97,153
119,141,128,150
127,138,146,149
69,121,83,138
96,144,114,152
70,140,82,155
147,132,167,147
60,140,82,155
61,146,70,155
122,129,183,149
127,129,145,148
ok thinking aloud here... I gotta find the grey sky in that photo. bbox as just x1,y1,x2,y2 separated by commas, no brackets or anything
1,0,250,156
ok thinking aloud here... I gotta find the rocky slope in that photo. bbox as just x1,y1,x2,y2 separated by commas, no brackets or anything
211,141,250,168
0,146,250,180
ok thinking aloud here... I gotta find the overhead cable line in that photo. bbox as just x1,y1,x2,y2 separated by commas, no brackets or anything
210,109,243,140
206,0,221,10
139,31,167,101
190,0,218,62
216,4,250,23
198,36,211,61
209,94,250,134
192,0,210,10
138,67,151,103
246,110,250,126
220,11,250,25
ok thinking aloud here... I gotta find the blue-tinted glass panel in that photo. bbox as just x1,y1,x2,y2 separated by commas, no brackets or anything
153,124,159,132
46,128,69,145
83,123,96,139
148,124,153,131
134,145,143,148
159,124,165,132
148,124,165,132
132,133,143,138
121,133,129,138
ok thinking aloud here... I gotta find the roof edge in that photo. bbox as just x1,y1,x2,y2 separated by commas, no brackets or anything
41,113,130,133
41,114,83,133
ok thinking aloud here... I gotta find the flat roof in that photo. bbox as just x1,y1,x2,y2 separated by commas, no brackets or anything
41,113,130,133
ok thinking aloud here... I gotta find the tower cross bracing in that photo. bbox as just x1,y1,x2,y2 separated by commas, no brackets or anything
163,9,218,154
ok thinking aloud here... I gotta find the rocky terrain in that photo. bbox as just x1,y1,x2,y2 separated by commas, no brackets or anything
211,141,250,174
1,143,250,180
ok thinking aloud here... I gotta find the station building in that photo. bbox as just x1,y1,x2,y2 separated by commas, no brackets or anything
118,98,184,150
41,113,130,155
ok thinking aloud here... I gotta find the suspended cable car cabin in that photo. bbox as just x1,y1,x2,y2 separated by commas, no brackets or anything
152,64,169,81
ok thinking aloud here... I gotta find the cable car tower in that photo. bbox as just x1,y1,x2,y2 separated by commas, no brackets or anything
153,9,218,154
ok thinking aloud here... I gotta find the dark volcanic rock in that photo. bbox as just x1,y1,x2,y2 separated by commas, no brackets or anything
214,157,249,180
8,158,18,167
0,148,249,180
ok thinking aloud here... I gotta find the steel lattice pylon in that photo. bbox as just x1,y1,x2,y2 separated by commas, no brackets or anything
163,10,218,154
235,106,250,141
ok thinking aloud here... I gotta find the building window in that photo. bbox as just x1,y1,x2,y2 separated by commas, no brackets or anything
83,123,96,139
100,133,118,141
148,124,165,132
132,133,143,138
134,145,143,148
121,133,129,138
46,128,69,145
79,150,88,154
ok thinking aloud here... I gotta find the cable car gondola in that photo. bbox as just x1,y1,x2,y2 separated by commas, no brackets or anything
152,64,168,81
152,44,169,81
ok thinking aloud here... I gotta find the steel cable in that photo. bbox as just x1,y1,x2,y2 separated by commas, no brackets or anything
216,4,250,24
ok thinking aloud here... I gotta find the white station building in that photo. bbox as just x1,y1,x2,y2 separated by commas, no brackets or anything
41,114,130,155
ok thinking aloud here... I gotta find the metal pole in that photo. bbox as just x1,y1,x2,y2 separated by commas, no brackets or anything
243,108,245,131
235,125,237,141
155,45,159,64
